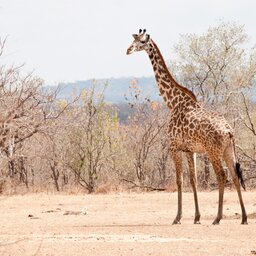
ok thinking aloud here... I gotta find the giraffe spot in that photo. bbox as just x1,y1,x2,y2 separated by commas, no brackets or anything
162,76,170,83
183,119,189,126
162,81,169,89
189,123,195,129
159,67,167,75
183,126,188,134
159,87,164,95
176,128,182,135
180,91,185,97
173,87,179,95
172,97,178,107
158,68,163,75
166,92,172,99
159,60,165,67
177,118,182,127
155,55,160,60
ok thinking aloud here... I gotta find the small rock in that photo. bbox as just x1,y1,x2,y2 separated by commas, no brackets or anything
63,211,81,215
28,214,39,219
81,207,87,215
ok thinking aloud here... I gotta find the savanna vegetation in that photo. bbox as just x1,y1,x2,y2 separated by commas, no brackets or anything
0,22,256,194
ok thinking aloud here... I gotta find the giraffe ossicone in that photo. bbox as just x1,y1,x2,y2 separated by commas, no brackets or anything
127,29,247,225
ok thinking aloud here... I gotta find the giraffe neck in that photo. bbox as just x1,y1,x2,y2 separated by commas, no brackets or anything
146,40,197,111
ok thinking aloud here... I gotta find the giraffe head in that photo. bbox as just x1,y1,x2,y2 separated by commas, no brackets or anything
126,29,151,55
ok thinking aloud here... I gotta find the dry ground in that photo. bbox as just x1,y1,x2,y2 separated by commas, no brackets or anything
0,191,256,256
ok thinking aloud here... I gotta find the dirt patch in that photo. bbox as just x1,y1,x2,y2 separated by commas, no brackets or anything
0,191,255,256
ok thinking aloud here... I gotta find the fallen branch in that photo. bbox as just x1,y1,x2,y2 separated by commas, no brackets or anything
121,178,165,191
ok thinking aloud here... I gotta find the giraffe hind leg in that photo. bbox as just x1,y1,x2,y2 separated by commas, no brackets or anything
210,156,226,225
223,144,247,224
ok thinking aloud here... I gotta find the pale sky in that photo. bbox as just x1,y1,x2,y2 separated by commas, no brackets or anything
0,0,255,85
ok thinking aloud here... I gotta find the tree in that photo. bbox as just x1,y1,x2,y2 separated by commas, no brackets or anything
64,83,120,193
174,22,256,107
0,38,75,189
236,93,256,186
122,81,172,190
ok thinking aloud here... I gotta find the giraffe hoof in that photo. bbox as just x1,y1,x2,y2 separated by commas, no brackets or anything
241,216,248,225
212,219,220,225
194,215,201,224
172,219,181,225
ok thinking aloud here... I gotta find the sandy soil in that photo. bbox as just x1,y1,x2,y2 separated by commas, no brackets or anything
0,191,256,256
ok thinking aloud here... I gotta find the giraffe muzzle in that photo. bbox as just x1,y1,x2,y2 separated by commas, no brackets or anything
126,46,133,55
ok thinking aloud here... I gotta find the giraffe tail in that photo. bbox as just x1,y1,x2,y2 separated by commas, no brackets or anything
230,132,246,191
235,162,246,191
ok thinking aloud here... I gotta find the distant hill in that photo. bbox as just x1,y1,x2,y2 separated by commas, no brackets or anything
46,76,162,103
45,76,256,103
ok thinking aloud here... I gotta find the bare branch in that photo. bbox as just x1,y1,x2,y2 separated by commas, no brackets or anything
121,178,165,191
241,92,256,136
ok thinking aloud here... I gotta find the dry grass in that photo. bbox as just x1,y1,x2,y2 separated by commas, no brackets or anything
0,191,255,256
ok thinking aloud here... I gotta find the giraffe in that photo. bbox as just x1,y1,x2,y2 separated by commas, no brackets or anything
126,29,247,225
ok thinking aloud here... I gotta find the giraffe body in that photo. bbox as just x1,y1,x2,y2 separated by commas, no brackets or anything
171,107,232,154
127,29,247,224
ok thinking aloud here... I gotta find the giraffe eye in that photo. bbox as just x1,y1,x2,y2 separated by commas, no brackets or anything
140,35,150,44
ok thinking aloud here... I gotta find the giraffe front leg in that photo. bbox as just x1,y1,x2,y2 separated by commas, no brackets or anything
186,152,201,224
172,151,183,225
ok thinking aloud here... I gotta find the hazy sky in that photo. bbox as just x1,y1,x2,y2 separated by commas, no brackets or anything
0,0,255,84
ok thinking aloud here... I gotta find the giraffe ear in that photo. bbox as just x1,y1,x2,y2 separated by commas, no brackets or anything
132,34,138,39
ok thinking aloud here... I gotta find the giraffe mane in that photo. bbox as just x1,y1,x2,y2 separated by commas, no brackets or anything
151,40,197,102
